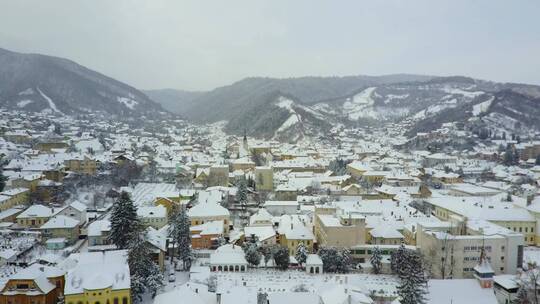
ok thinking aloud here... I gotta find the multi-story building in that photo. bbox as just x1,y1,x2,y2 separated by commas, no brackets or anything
0,264,65,304
137,206,167,229
416,219,524,279
314,204,366,248
64,250,131,304
426,195,538,245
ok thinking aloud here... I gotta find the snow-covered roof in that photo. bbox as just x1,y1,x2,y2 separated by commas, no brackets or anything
426,279,497,304
64,250,130,295
189,202,229,218
210,244,247,266
41,215,79,229
306,254,323,266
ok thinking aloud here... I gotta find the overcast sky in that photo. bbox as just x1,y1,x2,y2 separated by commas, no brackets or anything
1,0,539,91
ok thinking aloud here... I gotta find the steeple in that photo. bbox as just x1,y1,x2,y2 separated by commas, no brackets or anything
474,244,494,288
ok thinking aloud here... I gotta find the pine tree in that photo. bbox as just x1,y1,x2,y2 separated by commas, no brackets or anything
262,245,273,268
243,239,261,267
318,247,352,273
128,231,164,302
237,177,249,225
397,250,427,304
391,243,407,275
171,206,192,270
295,243,308,267
273,246,290,270
370,246,383,274
108,191,140,249
0,164,7,192
504,145,515,166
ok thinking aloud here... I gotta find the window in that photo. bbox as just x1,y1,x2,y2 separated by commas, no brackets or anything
122,298,128,304
114,298,119,304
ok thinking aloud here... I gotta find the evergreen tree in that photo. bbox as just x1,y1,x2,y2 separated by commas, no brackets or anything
295,242,308,267
171,206,192,270
397,250,427,304
128,232,164,302
318,247,352,273
391,243,407,275
237,177,249,225
0,159,7,192
504,145,516,166
262,245,273,268
243,239,261,267
370,247,382,274
273,246,290,270
108,191,140,249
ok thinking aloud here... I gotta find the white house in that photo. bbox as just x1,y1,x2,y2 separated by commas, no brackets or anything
210,244,248,272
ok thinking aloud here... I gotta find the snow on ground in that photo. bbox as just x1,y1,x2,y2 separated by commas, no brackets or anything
16,100,34,108
276,115,300,133
117,96,138,110
275,97,295,113
413,103,456,120
343,87,378,120
442,87,484,99
188,268,399,299
37,87,63,114
383,93,409,104
18,88,34,95
472,96,495,116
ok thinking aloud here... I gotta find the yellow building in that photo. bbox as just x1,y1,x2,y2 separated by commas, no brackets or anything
427,196,537,246
0,188,29,211
64,250,131,304
65,155,98,175
188,203,231,234
16,204,59,228
40,215,81,243
0,264,65,304
277,215,315,256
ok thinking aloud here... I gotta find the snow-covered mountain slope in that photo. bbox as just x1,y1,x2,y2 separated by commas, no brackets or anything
0,48,164,116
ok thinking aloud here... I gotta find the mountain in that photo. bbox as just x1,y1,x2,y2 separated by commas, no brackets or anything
0,48,164,116
164,74,540,140
143,89,204,115
181,75,434,123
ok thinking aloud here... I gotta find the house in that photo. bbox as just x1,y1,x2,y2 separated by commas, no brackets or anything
57,201,87,225
263,201,299,216
190,220,225,249
210,244,248,272
137,205,167,229
244,226,277,246
64,250,131,304
16,205,60,228
249,208,273,227
87,219,111,246
0,188,29,211
64,154,98,175
40,215,81,243
305,254,323,274
188,202,230,234
146,226,168,271
277,215,315,256
0,264,65,304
